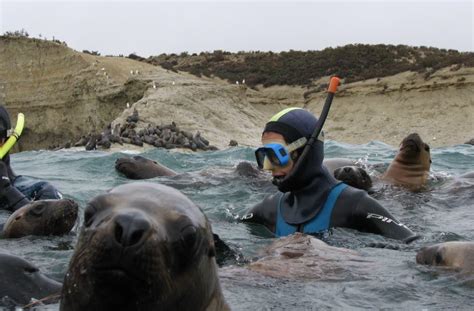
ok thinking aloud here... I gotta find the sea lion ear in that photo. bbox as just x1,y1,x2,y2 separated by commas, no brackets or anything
208,233,219,257
208,244,216,258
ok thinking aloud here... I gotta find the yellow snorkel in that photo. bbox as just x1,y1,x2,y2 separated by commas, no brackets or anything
0,113,25,159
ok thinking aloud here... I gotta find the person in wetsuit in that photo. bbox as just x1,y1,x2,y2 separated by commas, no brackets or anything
244,107,418,243
0,105,62,211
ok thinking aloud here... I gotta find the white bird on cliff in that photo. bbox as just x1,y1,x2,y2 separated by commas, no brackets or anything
172,81,175,85
242,79,245,84
236,81,239,85
153,82,157,89
130,70,134,75
126,102,130,108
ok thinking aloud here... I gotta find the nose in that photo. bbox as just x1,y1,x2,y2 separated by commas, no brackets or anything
113,212,151,247
343,167,352,173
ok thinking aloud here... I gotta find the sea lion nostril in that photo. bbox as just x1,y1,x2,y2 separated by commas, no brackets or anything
114,213,151,247
343,167,351,173
130,229,145,246
114,221,124,244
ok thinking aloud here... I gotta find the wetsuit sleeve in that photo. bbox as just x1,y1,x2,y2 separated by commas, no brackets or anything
33,182,63,200
0,171,30,212
241,193,279,233
351,193,419,243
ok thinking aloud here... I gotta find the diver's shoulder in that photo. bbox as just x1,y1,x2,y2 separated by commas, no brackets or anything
340,183,367,198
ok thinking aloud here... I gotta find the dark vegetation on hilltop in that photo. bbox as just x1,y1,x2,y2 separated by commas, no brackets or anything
2,30,473,88
139,45,474,87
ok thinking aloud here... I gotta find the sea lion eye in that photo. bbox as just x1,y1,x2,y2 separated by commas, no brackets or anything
24,266,39,273
180,225,197,249
424,144,430,152
29,204,46,217
84,204,97,227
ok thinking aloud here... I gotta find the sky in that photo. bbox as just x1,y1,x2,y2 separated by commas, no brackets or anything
0,0,473,57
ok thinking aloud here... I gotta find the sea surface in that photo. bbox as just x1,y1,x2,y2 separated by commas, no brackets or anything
1,140,473,310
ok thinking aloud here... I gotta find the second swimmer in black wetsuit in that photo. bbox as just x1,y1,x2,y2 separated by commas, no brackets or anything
244,107,418,243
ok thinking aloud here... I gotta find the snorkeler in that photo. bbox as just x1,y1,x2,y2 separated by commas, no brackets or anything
244,106,418,243
0,105,62,211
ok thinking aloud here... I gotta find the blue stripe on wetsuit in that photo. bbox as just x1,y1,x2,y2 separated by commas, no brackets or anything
275,182,348,237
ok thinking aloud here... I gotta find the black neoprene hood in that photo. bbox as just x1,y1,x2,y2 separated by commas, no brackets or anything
262,107,318,143
0,105,12,139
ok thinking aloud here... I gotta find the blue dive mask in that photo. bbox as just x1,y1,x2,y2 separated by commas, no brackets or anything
255,137,307,169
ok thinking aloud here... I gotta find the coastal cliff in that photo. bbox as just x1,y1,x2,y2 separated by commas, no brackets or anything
0,36,472,152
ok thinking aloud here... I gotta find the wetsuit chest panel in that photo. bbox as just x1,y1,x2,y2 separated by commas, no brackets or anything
275,183,347,237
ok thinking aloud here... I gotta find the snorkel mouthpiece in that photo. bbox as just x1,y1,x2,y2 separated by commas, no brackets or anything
276,77,340,192
0,113,25,159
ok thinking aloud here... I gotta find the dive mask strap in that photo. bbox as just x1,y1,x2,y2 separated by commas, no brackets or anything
286,137,308,153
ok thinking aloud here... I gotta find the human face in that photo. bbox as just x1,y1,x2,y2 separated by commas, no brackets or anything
261,132,295,178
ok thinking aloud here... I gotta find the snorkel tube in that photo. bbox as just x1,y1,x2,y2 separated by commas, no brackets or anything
273,77,340,189
0,113,25,159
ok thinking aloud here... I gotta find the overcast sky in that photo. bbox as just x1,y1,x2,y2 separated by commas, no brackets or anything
1,0,472,56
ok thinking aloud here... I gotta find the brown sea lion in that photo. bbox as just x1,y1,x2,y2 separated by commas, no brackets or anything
1,199,78,239
0,251,62,306
220,233,372,281
115,155,177,179
334,166,373,191
61,182,229,311
382,133,431,190
416,241,474,273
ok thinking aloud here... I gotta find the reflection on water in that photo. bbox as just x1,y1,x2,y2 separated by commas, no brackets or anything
1,141,473,310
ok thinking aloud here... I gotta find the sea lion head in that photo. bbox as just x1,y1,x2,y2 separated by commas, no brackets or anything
398,133,431,169
2,199,78,238
61,182,225,311
115,155,176,179
416,241,474,272
0,252,62,305
333,166,372,191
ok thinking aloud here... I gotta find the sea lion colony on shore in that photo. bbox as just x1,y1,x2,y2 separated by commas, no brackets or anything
51,108,221,152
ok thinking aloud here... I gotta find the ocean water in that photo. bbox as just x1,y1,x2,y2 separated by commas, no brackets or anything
1,140,473,310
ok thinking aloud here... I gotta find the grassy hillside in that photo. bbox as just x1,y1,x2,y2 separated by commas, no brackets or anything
143,44,474,87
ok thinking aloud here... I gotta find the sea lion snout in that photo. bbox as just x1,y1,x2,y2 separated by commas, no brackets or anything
416,245,444,266
112,211,152,248
334,166,373,191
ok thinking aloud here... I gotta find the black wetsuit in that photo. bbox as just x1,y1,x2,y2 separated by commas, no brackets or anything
245,184,418,242
0,155,62,212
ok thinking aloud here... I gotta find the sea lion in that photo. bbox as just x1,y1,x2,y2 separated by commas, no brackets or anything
115,155,177,179
0,251,62,306
459,171,474,178
61,182,229,311
1,199,78,239
382,133,431,190
323,159,373,191
323,158,357,173
220,233,371,281
416,241,474,273
334,166,373,191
